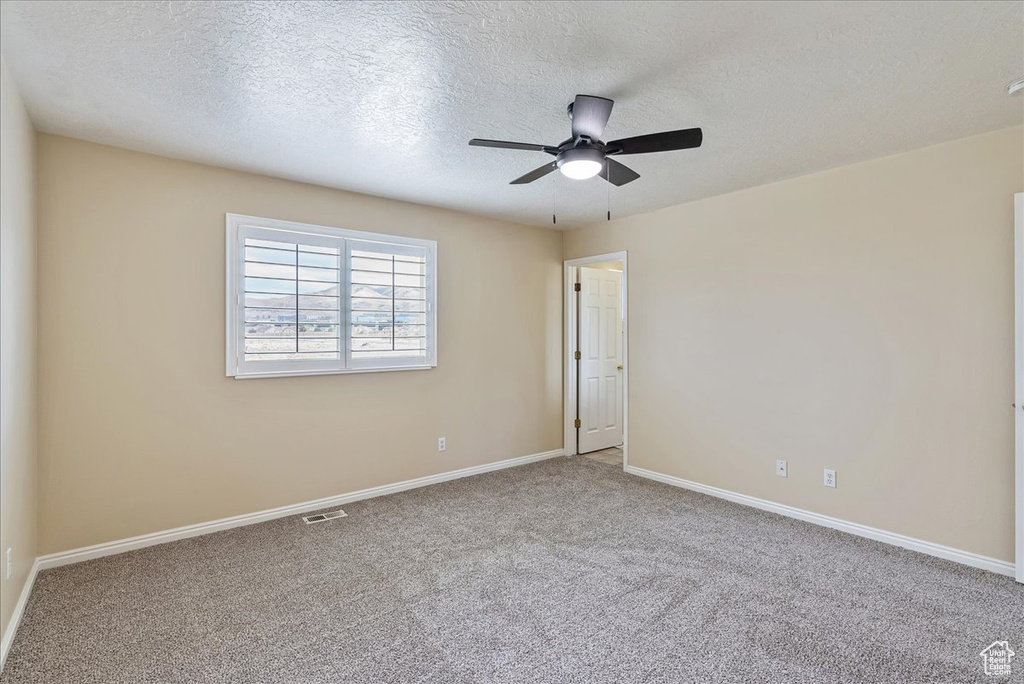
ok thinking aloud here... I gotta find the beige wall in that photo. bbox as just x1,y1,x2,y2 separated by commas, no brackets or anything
0,59,37,639
566,126,1024,562
26,123,1024,563
36,135,563,555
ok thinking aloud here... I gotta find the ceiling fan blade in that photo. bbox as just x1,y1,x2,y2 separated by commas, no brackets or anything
469,138,556,154
510,161,558,184
599,158,640,186
606,127,702,155
571,95,614,141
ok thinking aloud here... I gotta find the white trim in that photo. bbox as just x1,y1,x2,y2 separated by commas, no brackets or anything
564,252,629,470
564,264,577,458
626,465,1015,578
1015,192,1024,583
35,450,563,571
232,364,434,380
0,558,39,673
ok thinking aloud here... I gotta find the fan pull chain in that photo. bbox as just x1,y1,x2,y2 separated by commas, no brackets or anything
607,178,611,221
552,182,557,225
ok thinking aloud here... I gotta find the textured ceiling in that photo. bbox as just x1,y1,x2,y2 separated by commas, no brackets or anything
1,1,1021,228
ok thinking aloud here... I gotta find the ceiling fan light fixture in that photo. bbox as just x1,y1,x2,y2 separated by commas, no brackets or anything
559,159,603,180
557,147,604,180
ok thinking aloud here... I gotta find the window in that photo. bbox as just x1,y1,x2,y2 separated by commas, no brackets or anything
226,214,436,378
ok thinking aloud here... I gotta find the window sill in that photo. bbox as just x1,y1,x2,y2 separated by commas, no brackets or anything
230,364,436,380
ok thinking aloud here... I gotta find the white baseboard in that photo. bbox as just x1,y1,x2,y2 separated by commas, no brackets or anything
626,465,1016,578
36,449,563,572
1,558,40,673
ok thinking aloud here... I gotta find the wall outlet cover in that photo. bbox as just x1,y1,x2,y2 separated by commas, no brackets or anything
775,459,788,477
824,469,836,488
438,437,446,451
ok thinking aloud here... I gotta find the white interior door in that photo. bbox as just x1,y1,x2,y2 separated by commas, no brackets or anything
578,266,623,453
1015,192,1023,583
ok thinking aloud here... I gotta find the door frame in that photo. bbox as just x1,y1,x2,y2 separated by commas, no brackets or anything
1015,192,1023,583
564,251,628,468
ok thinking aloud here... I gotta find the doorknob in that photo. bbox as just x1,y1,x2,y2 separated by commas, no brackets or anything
617,364,624,371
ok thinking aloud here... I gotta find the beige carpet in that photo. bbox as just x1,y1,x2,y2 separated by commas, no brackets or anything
2,457,1022,683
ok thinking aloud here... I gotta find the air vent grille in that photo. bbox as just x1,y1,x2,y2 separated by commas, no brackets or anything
302,509,347,524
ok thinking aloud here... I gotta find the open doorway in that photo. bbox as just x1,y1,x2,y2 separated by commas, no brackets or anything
564,252,628,469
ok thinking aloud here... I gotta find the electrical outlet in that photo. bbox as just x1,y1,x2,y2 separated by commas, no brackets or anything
824,469,836,488
437,437,446,452
5,548,11,580
775,459,788,478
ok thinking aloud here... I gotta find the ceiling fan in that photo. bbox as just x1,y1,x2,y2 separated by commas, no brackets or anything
469,94,702,186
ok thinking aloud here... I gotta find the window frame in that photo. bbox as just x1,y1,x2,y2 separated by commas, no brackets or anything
226,213,437,379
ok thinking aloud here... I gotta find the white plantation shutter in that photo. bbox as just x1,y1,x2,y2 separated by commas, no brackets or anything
347,240,431,369
236,225,345,376
227,215,436,378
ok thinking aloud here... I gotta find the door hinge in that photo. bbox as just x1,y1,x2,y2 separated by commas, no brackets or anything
574,282,581,292
574,350,581,360
574,418,581,429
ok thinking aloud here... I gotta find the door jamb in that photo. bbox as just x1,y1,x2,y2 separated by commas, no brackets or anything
1015,192,1023,583
564,251,628,469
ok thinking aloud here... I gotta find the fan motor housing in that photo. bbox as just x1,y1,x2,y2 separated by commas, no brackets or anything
556,146,605,170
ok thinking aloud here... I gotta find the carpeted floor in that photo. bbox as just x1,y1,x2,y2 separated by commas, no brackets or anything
2,457,1022,683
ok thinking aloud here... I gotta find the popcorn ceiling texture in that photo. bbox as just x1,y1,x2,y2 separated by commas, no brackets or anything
2,458,1022,683
0,0,1020,228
